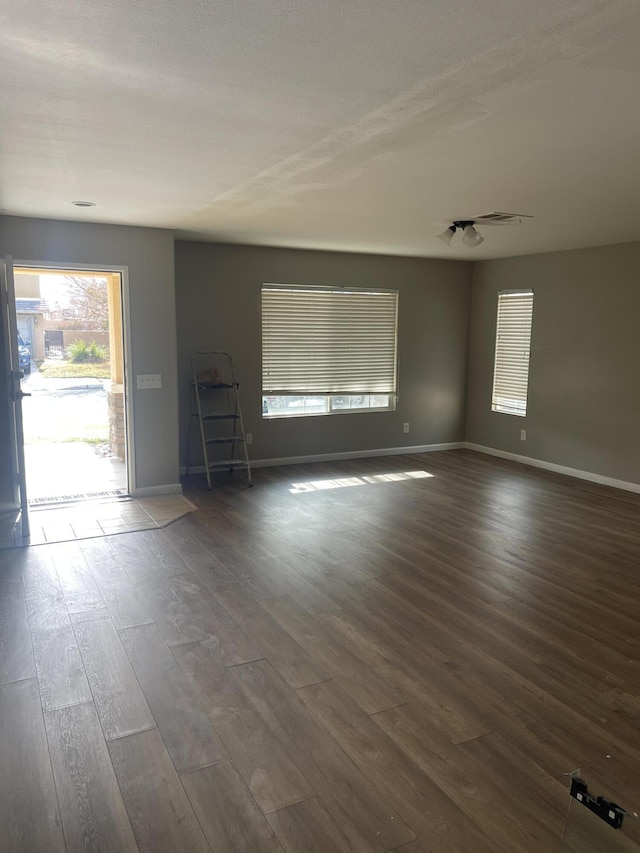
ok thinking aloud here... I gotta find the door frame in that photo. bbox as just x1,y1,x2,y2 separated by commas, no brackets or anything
1,256,30,537
14,260,137,496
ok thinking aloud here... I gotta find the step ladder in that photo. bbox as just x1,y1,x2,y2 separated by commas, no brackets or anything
186,352,252,489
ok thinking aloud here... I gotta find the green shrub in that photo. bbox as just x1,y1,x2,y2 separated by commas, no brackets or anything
67,339,108,363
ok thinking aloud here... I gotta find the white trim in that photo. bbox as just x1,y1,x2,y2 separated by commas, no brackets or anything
130,483,183,497
119,267,136,496
180,442,464,475
465,443,640,495
15,260,136,496
181,442,640,494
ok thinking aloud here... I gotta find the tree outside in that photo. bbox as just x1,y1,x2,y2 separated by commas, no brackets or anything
46,275,109,330
38,274,111,378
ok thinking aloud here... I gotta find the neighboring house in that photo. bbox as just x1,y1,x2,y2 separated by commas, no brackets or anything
15,272,47,361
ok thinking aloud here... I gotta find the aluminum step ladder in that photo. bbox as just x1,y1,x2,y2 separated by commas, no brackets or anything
186,351,252,488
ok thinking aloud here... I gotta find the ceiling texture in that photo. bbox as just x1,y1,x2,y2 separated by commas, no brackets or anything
2,0,640,259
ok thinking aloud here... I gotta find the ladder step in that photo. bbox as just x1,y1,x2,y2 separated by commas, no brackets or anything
193,382,235,389
205,436,244,445
196,413,240,421
207,460,249,470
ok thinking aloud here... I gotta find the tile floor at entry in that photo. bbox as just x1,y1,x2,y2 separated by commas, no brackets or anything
0,494,197,550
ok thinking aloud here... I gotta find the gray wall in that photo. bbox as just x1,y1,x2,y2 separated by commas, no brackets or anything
176,241,472,465
0,216,180,493
466,242,640,485
5,216,638,490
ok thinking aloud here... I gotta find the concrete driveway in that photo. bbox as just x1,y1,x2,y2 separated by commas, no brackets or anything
21,364,108,443
19,364,127,502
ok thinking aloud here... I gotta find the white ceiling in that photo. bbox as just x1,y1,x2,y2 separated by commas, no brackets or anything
2,0,640,259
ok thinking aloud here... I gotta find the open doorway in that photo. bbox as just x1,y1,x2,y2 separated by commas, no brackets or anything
15,267,129,504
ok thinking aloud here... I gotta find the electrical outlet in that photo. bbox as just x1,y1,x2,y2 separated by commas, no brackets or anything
520,429,527,441
403,422,409,434
246,433,253,445
136,373,162,389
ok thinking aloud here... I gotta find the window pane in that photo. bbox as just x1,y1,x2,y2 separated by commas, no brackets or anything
287,396,328,415
262,396,286,415
262,395,328,417
263,394,394,418
330,394,390,410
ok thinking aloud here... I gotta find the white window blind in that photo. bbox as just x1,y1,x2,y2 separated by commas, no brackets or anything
262,285,398,395
491,289,534,417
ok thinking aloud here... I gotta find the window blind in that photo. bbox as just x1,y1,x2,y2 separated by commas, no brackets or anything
262,285,398,395
491,289,533,417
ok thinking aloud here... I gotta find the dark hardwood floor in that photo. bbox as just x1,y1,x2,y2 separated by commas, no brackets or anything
1,449,640,852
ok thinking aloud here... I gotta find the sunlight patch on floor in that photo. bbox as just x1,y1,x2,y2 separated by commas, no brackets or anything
289,470,433,493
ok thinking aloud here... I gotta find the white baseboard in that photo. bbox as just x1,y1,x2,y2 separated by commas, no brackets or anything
180,442,464,475
181,441,640,496
465,443,640,495
130,483,184,498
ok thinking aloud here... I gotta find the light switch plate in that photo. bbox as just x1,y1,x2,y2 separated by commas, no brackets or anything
137,373,162,389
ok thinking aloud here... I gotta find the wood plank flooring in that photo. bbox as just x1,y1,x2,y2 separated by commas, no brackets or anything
1,449,640,851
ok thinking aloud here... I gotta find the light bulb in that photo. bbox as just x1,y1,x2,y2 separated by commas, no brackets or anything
462,224,484,247
437,226,456,245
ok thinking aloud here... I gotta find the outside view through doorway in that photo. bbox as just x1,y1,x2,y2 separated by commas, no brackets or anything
15,269,127,504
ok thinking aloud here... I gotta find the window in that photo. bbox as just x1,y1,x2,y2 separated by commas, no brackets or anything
491,289,534,417
262,285,398,418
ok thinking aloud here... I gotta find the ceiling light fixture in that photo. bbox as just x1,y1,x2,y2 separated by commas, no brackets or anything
437,220,485,248
71,200,96,207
